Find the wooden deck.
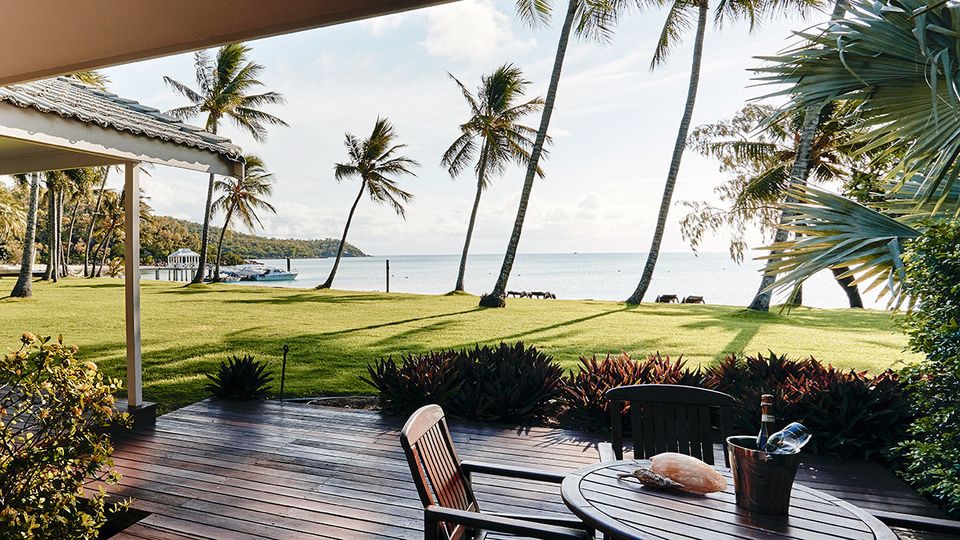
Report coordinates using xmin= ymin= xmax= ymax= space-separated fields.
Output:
xmin=103 ymin=400 xmax=951 ymax=540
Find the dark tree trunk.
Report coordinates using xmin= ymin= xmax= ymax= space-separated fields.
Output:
xmin=626 ymin=0 xmax=709 ymax=305
xmin=192 ymin=171 xmax=216 ymax=284
xmin=317 ymin=180 xmax=365 ymax=290
xmin=481 ymin=0 xmax=578 ymax=308
xmin=214 ymin=203 xmax=236 ymax=281
xmin=11 ymin=174 xmax=40 ymax=298
xmin=84 ymin=171 xmax=109 ymax=277
xmin=65 ymin=196 xmax=81 ymax=267
xmin=42 ymin=188 xmax=54 ymax=281
xmin=832 ymin=266 xmax=863 ymax=308
xmin=454 ymin=143 xmax=488 ymax=292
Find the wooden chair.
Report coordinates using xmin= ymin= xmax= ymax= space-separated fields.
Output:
xmin=655 ymin=294 xmax=679 ymax=303
xmin=600 ymin=384 xmax=737 ymax=467
xmin=400 ymin=405 xmax=593 ymax=540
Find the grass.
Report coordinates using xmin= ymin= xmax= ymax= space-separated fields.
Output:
xmin=0 ymin=278 xmax=919 ymax=413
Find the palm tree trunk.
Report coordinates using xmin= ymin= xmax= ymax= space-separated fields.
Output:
xmin=455 ymin=144 xmax=489 ymax=292
xmin=42 ymin=189 xmax=54 ymax=281
xmin=57 ymin=191 xmax=66 ymax=278
xmin=192 ymin=171 xmax=216 ymax=284
xmin=65 ymin=196 xmax=81 ymax=267
xmin=11 ymin=175 xmax=40 ymax=298
xmin=84 ymin=172 xmax=108 ymax=277
xmin=626 ymin=0 xmax=709 ymax=305
xmin=214 ymin=203 xmax=236 ymax=281
xmin=748 ymin=0 xmax=849 ymax=312
xmin=318 ymin=181 xmax=365 ymax=290
xmin=831 ymin=266 xmax=863 ymax=308
xmin=480 ymin=0 xmax=578 ymax=308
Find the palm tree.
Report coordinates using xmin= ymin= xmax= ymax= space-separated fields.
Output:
xmin=442 ymin=64 xmax=546 ymax=293
xmin=0 ymin=184 xmax=24 ymax=249
xmin=10 ymin=174 xmax=39 ymax=298
xmin=749 ymin=0 xmax=960 ymax=306
xmin=625 ymin=0 xmax=822 ymax=305
xmin=317 ymin=117 xmax=418 ymax=290
xmin=40 ymin=171 xmax=66 ymax=282
xmin=164 ymin=43 xmax=287 ymax=284
xmin=211 ymin=154 xmax=276 ymax=280
xmin=479 ymin=0 xmax=627 ymax=307
xmin=682 ymin=102 xmax=870 ymax=307
xmin=83 ymin=167 xmax=110 ymax=277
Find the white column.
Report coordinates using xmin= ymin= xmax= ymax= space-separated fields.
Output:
xmin=123 ymin=162 xmax=143 ymax=407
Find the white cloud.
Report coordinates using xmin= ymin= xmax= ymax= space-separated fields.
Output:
xmin=359 ymin=12 xmax=409 ymax=36
xmin=420 ymin=0 xmax=535 ymax=60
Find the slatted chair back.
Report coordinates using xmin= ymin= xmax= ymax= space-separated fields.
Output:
xmin=401 ymin=405 xmax=478 ymax=540
xmin=607 ymin=384 xmax=737 ymax=466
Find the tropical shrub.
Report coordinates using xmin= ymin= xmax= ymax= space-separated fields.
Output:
xmin=0 ymin=333 xmax=129 ymax=538
xmin=364 ymin=342 xmax=563 ymax=424
xmin=449 ymin=342 xmax=564 ymax=424
xmin=362 ymin=351 xmax=461 ymax=415
xmin=704 ymin=351 xmax=814 ymax=434
xmin=896 ymin=220 xmax=960 ymax=517
xmin=561 ymin=353 xmax=702 ymax=430
xmin=780 ymin=368 xmax=912 ymax=461
xmin=205 ymin=354 xmax=273 ymax=400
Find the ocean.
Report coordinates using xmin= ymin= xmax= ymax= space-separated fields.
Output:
xmin=221 ymin=252 xmax=887 ymax=310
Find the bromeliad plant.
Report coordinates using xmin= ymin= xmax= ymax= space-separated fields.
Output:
xmin=362 ymin=351 xmax=462 ymax=415
xmin=205 ymin=354 xmax=274 ymax=400
xmin=0 ymin=333 xmax=129 ymax=538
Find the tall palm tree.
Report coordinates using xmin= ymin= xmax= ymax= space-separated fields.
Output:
xmin=211 ymin=154 xmax=276 ymax=280
xmin=479 ymin=0 xmax=627 ymax=307
xmin=442 ymin=64 xmax=546 ymax=293
xmin=40 ymin=171 xmax=66 ymax=282
xmin=10 ymin=174 xmax=39 ymax=298
xmin=317 ymin=117 xmax=418 ymax=290
xmin=682 ymin=102 xmax=870 ymax=307
xmin=83 ymin=167 xmax=110 ymax=277
xmin=749 ymin=0 xmax=960 ymax=306
xmin=626 ymin=0 xmax=822 ymax=304
xmin=164 ymin=43 xmax=287 ymax=284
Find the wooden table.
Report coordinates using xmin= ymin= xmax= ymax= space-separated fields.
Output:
xmin=561 ymin=460 xmax=897 ymax=540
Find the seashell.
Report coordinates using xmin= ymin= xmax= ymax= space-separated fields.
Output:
xmin=649 ymin=452 xmax=727 ymax=494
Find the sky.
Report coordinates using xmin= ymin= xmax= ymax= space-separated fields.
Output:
xmin=95 ymin=0 xmax=825 ymax=257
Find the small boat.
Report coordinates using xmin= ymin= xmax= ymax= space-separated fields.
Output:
xmin=249 ymin=267 xmax=298 ymax=281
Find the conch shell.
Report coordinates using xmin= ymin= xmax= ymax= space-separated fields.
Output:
xmin=618 ymin=452 xmax=727 ymax=495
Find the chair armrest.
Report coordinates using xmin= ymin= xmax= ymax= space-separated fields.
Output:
xmin=598 ymin=442 xmax=617 ymax=463
xmin=489 ymin=512 xmax=590 ymax=530
xmin=873 ymin=510 xmax=960 ymax=535
xmin=461 ymin=460 xmax=567 ymax=483
xmin=424 ymin=506 xmax=590 ymax=540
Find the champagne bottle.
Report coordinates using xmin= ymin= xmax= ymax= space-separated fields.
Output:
xmin=756 ymin=394 xmax=775 ymax=450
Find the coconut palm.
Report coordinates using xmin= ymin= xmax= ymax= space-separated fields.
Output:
xmin=682 ymin=102 xmax=872 ymax=307
xmin=83 ymin=167 xmax=110 ymax=277
xmin=211 ymin=154 xmax=276 ymax=280
xmin=10 ymin=174 xmax=39 ymax=298
xmin=750 ymin=0 xmax=960 ymax=305
xmin=480 ymin=0 xmax=628 ymax=307
xmin=164 ymin=43 xmax=287 ymax=284
xmin=442 ymin=64 xmax=546 ymax=293
xmin=625 ymin=0 xmax=824 ymax=305
xmin=318 ymin=117 xmax=418 ymax=290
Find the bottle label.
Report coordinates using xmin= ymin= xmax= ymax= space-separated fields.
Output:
xmin=761 ymin=415 xmax=775 ymax=423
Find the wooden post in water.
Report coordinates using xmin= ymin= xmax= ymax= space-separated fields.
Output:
xmin=286 ymin=257 xmax=291 ymax=271
xmin=386 ymin=259 xmax=390 ymax=293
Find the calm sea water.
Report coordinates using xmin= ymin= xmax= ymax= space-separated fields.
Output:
xmin=220 ymin=252 xmax=886 ymax=309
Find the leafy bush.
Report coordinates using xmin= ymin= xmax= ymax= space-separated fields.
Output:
xmin=449 ymin=342 xmax=565 ymax=423
xmin=205 ymin=354 xmax=273 ymax=400
xmin=0 ymin=333 xmax=129 ymax=538
xmin=896 ymin=220 xmax=960 ymax=517
xmin=561 ymin=353 xmax=702 ymax=430
xmin=364 ymin=342 xmax=563 ymax=424
xmin=704 ymin=351 xmax=816 ymax=434
xmin=362 ymin=351 xmax=461 ymax=415
xmin=704 ymin=351 xmax=912 ymax=461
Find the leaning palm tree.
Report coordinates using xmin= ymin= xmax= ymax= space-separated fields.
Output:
xmin=625 ymin=0 xmax=823 ymax=305
xmin=211 ymin=154 xmax=276 ymax=281
xmin=749 ymin=0 xmax=960 ymax=305
xmin=480 ymin=0 xmax=628 ymax=307
xmin=317 ymin=117 xmax=418 ymax=290
xmin=83 ymin=167 xmax=111 ymax=277
xmin=164 ymin=43 xmax=287 ymax=284
xmin=442 ymin=64 xmax=545 ymax=293
xmin=10 ymin=174 xmax=39 ymax=298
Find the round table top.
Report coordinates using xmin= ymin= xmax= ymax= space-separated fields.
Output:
xmin=560 ymin=459 xmax=896 ymax=540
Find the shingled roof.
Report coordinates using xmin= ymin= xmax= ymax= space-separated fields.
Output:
xmin=0 ymin=77 xmax=242 ymax=161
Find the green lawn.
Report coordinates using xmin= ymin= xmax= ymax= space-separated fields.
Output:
xmin=0 ymin=278 xmax=919 ymax=412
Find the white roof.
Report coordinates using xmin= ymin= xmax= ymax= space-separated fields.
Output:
xmin=168 ymin=248 xmax=199 ymax=258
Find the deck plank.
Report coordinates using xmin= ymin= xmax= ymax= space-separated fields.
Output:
xmin=106 ymin=400 xmax=948 ymax=539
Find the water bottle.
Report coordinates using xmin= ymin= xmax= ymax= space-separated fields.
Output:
xmin=763 ymin=422 xmax=812 ymax=454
